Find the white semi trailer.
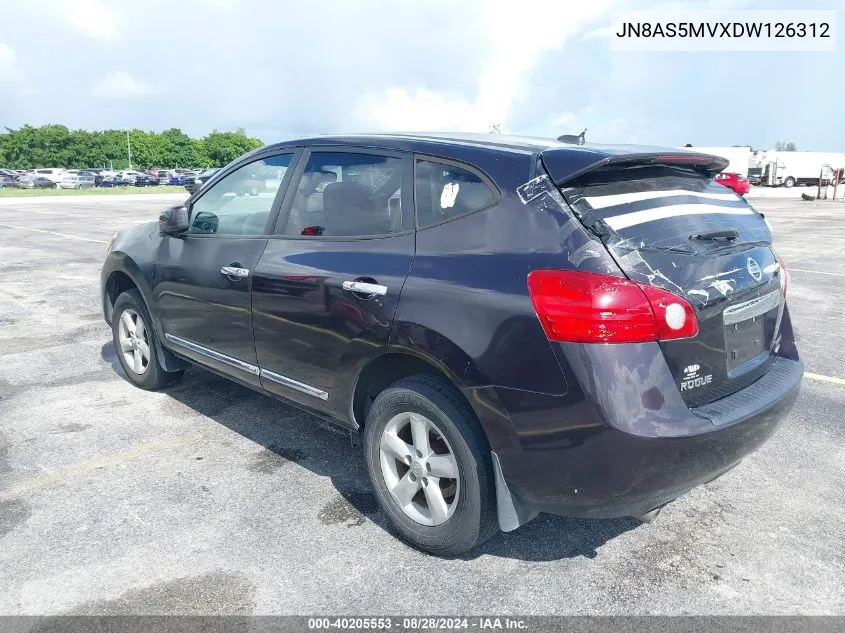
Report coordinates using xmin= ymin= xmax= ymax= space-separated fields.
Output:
xmin=760 ymin=151 xmax=845 ymax=187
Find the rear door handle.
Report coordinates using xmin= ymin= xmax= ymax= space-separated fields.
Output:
xmin=220 ymin=266 xmax=250 ymax=279
xmin=342 ymin=280 xmax=387 ymax=296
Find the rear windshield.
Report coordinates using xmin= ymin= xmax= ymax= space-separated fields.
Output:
xmin=560 ymin=165 xmax=769 ymax=251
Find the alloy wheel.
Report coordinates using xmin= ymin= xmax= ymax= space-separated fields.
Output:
xmin=117 ymin=308 xmax=151 ymax=375
xmin=379 ymin=412 xmax=460 ymax=526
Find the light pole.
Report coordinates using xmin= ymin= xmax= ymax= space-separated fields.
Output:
xmin=126 ymin=130 xmax=132 ymax=170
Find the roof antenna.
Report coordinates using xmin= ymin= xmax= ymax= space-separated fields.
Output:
xmin=557 ymin=129 xmax=587 ymax=145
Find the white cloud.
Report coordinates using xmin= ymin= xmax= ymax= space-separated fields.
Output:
xmin=357 ymin=0 xmax=616 ymax=132
xmin=54 ymin=0 xmax=122 ymax=39
xmin=582 ymin=25 xmax=614 ymax=40
xmin=91 ymin=71 xmax=160 ymax=99
xmin=0 ymin=43 xmax=25 ymax=83
xmin=356 ymin=88 xmax=482 ymax=131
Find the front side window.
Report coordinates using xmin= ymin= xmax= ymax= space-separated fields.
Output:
xmin=280 ymin=151 xmax=403 ymax=237
xmin=414 ymin=159 xmax=497 ymax=227
xmin=188 ymin=154 xmax=292 ymax=236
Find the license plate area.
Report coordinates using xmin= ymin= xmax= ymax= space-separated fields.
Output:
xmin=725 ymin=316 xmax=767 ymax=374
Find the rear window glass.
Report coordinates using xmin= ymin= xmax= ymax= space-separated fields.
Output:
xmin=561 ymin=165 xmax=769 ymax=251
xmin=414 ymin=159 xmax=496 ymax=227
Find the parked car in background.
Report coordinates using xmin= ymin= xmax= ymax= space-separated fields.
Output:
xmin=15 ymin=175 xmax=57 ymax=189
xmin=714 ymin=172 xmax=750 ymax=196
xmin=113 ymin=170 xmax=147 ymax=185
xmin=60 ymin=171 xmax=97 ymax=189
xmin=13 ymin=175 xmax=35 ymax=188
xmin=156 ymin=170 xmax=174 ymax=185
xmin=134 ymin=173 xmax=156 ymax=187
xmin=184 ymin=167 xmax=221 ymax=193
xmin=167 ymin=172 xmax=190 ymax=186
xmin=94 ymin=169 xmax=117 ymax=186
xmin=101 ymin=134 xmax=801 ymax=556
xmin=33 ymin=168 xmax=66 ymax=184
xmin=0 ymin=169 xmax=17 ymax=178
xmin=0 ymin=174 xmax=15 ymax=188
xmin=747 ymin=167 xmax=762 ymax=186
xmin=101 ymin=174 xmax=130 ymax=187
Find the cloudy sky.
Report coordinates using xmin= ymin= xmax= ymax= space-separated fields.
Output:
xmin=0 ymin=0 xmax=841 ymax=150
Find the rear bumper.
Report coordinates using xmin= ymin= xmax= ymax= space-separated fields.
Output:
xmin=467 ymin=353 xmax=802 ymax=524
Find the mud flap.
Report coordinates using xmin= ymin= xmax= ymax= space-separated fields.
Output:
xmin=492 ymin=452 xmax=538 ymax=532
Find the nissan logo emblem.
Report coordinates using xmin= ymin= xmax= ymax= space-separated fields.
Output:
xmin=747 ymin=257 xmax=762 ymax=281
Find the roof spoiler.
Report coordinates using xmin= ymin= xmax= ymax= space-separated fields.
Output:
xmin=541 ymin=148 xmax=729 ymax=186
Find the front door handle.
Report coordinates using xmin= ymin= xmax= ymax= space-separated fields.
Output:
xmin=221 ymin=266 xmax=250 ymax=280
xmin=342 ymin=280 xmax=387 ymax=296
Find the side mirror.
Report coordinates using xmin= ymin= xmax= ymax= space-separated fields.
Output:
xmin=159 ymin=205 xmax=189 ymax=235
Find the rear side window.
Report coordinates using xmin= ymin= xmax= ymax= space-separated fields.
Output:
xmin=414 ymin=159 xmax=496 ymax=227
xmin=279 ymin=151 xmax=404 ymax=237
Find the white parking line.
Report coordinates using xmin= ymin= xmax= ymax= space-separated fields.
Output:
xmin=789 ymin=268 xmax=845 ymax=277
xmin=805 ymin=372 xmax=845 ymax=386
xmin=0 ymin=432 xmax=208 ymax=501
xmin=0 ymin=223 xmax=109 ymax=244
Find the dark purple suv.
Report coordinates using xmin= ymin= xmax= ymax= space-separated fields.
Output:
xmin=101 ymin=133 xmax=802 ymax=556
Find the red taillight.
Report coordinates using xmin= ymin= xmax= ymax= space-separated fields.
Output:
xmin=527 ymin=270 xmax=699 ymax=344
xmin=777 ymin=254 xmax=788 ymax=299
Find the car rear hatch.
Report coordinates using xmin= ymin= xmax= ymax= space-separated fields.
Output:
xmin=542 ymin=147 xmax=786 ymax=406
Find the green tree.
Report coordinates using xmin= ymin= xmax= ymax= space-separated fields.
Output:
xmin=0 ymin=124 xmax=263 ymax=170
xmin=200 ymin=128 xmax=264 ymax=167
xmin=775 ymin=141 xmax=798 ymax=151
xmin=159 ymin=128 xmax=203 ymax=169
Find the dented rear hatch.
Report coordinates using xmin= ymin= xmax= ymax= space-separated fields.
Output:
xmin=542 ymin=148 xmax=786 ymax=406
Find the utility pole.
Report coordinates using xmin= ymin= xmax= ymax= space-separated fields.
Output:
xmin=126 ymin=130 xmax=132 ymax=170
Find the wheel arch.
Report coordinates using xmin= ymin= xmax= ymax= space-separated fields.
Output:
xmin=102 ymin=255 xmax=187 ymax=373
xmin=102 ymin=254 xmax=153 ymax=324
xmin=351 ymin=351 xmax=459 ymax=430
xmin=103 ymin=269 xmax=138 ymax=323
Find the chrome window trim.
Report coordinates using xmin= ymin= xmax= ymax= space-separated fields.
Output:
xmin=722 ymin=290 xmax=781 ymax=326
xmin=164 ymin=334 xmax=260 ymax=376
xmin=260 ymin=368 xmax=329 ymax=401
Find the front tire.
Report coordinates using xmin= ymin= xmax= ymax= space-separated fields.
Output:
xmin=364 ymin=375 xmax=498 ymax=556
xmin=111 ymin=289 xmax=183 ymax=390
xmin=783 ymin=177 xmax=795 ymax=188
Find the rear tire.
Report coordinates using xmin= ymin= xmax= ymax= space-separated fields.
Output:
xmin=111 ymin=289 xmax=183 ymax=390
xmin=363 ymin=374 xmax=498 ymax=557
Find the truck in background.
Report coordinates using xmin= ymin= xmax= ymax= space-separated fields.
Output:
xmin=755 ymin=151 xmax=845 ymax=187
